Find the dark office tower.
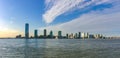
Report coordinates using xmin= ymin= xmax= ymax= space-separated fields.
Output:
xmin=75 ymin=33 xmax=78 ymax=39
xmin=66 ymin=34 xmax=69 ymax=39
xmin=89 ymin=34 xmax=94 ymax=38
xmin=58 ymin=31 xmax=62 ymax=39
xmin=78 ymin=32 xmax=81 ymax=39
xmin=44 ymin=29 xmax=47 ymax=38
xmin=34 ymin=29 xmax=38 ymax=38
xmin=25 ymin=23 xmax=29 ymax=39
xmin=86 ymin=33 xmax=89 ymax=38
xmin=49 ymin=30 xmax=53 ymax=38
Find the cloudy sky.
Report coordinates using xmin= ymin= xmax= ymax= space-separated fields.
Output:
xmin=0 ymin=0 xmax=120 ymax=37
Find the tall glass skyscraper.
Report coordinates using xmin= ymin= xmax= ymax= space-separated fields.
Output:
xmin=75 ymin=33 xmax=78 ymax=39
xmin=44 ymin=29 xmax=47 ymax=38
xmin=66 ymin=34 xmax=69 ymax=39
xmin=49 ymin=30 xmax=53 ymax=38
xmin=58 ymin=31 xmax=62 ymax=39
xmin=78 ymin=32 xmax=81 ymax=39
xmin=34 ymin=29 xmax=38 ymax=38
xmin=25 ymin=23 xmax=29 ymax=38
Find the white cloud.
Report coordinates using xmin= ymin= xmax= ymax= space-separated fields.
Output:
xmin=40 ymin=11 xmax=120 ymax=36
xmin=41 ymin=0 xmax=120 ymax=36
xmin=43 ymin=0 xmax=111 ymax=24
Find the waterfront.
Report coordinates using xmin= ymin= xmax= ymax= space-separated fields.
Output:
xmin=0 ymin=39 xmax=120 ymax=58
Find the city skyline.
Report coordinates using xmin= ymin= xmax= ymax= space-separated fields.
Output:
xmin=0 ymin=0 xmax=120 ymax=38
xmin=22 ymin=23 xmax=104 ymax=39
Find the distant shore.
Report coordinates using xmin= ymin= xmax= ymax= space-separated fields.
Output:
xmin=0 ymin=38 xmax=119 ymax=39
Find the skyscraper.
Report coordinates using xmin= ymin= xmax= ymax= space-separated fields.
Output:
xmin=78 ymin=32 xmax=81 ymax=39
xmin=34 ymin=29 xmax=38 ymax=38
xmin=66 ymin=34 xmax=69 ymax=39
xmin=58 ymin=31 xmax=62 ymax=39
xmin=74 ymin=33 xmax=78 ymax=39
xmin=49 ymin=30 xmax=53 ymax=38
xmin=70 ymin=33 xmax=74 ymax=39
xmin=85 ymin=33 xmax=89 ymax=38
xmin=44 ymin=29 xmax=47 ymax=38
xmin=25 ymin=23 xmax=29 ymax=38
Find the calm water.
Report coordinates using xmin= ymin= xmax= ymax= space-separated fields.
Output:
xmin=0 ymin=39 xmax=120 ymax=58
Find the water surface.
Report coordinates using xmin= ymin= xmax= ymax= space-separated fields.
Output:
xmin=0 ymin=39 xmax=120 ymax=58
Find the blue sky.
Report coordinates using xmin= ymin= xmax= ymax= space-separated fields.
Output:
xmin=0 ymin=0 xmax=120 ymax=37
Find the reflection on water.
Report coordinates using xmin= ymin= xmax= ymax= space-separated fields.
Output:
xmin=0 ymin=39 xmax=120 ymax=58
xmin=24 ymin=39 xmax=43 ymax=58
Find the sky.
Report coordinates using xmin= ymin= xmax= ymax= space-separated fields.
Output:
xmin=0 ymin=0 xmax=120 ymax=38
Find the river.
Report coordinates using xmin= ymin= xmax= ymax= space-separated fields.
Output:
xmin=0 ymin=39 xmax=120 ymax=58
